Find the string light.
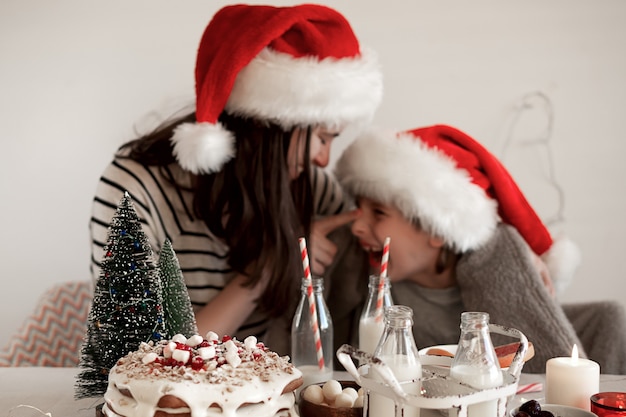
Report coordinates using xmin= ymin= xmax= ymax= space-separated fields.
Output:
xmin=499 ymin=91 xmax=565 ymax=227
xmin=8 ymin=405 xmax=52 ymax=417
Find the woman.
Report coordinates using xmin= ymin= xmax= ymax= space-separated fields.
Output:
xmin=90 ymin=3 xmax=382 ymax=348
xmin=334 ymin=124 xmax=626 ymax=373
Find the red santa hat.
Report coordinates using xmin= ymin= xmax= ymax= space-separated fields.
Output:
xmin=171 ymin=4 xmax=383 ymax=174
xmin=335 ymin=124 xmax=580 ymax=288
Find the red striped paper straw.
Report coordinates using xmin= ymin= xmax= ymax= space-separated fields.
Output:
xmin=516 ymin=382 xmax=543 ymax=394
xmin=298 ymin=237 xmax=324 ymax=370
xmin=375 ymin=237 xmax=391 ymax=322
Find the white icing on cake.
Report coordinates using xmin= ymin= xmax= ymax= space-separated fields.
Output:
xmin=102 ymin=334 xmax=302 ymax=417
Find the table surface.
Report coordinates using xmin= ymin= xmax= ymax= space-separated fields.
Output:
xmin=1 ymin=367 xmax=625 ymax=417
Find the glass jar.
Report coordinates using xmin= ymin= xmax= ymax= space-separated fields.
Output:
xmin=450 ymin=311 xmax=503 ymax=417
xmin=359 ymin=274 xmax=394 ymax=354
xmin=368 ymin=305 xmax=421 ymax=417
xmin=291 ymin=276 xmax=333 ymax=394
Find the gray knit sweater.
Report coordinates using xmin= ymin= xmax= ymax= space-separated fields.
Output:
xmin=419 ymin=224 xmax=626 ymax=373
xmin=455 ymin=223 xmax=582 ymax=373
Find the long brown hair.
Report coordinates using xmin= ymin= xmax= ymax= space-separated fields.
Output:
xmin=119 ymin=111 xmax=314 ymax=316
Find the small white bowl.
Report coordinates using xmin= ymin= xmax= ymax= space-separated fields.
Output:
xmin=510 ymin=403 xmax=597 ymax=417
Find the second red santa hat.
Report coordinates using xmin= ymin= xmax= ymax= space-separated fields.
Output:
xmin=335 ymin=124 xmax=581 ymax=289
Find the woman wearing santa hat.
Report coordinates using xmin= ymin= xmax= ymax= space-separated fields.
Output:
xmin=335 ymin=124 xmax=626 ymax=374
xmin=90 ymin=4 xmax=381 ymax=349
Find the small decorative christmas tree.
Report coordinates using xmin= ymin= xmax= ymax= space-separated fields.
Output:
xmin=159 ymin=238 xmax=198 ymax=338
xmin=76 ymin=192 xmax=165 ymax=399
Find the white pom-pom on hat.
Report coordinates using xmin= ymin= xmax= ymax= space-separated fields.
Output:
xmin=542 ymin=235 xmax=582 ymax=296
xmin=171 ymin=122 xmax=235 ymax=175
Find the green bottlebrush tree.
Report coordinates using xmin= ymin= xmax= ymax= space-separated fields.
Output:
xmin=159 ymin=238 xmax=198 ymax=338
xmin=76 ymin=192 xmax=165 ymax=399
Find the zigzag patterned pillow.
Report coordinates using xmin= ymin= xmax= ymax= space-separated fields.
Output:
xmin=0 ymin=281 xmax=92 ymax=367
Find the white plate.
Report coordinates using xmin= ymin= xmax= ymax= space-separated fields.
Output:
xmin=419 ymin=345 xmax=511 ymax=371
xmin=419 ymin=345 xmax=457 ymax=357
xmin=510 ymin=403 xmax=596 ymax=417
xmin=418 ymin=345 xmax=457 ymax=368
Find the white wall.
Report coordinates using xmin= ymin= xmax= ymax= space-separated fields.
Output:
xmin=1 ymin=0 xmax=625 ymax=348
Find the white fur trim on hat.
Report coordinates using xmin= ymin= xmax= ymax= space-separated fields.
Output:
xmin=541 ymin=236 xmax=581 ymax=296
xmin=334 ymin=129 xmax=499 ymax=252
xmin=171 ymin=122 xmax=235 ymax=175
xmin=225 ymin=47 xmax=383 ymax=129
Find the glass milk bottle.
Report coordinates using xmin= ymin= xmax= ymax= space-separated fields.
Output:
xmin=368 ymin=305 xmax=421 ymax=417
xmin=359 ymin=274 xmax=394 ymax=354
xmin=450 ymin=312 xmax=503 ymax=417
xmin=291 ymin=276 xmax=333 ymax=395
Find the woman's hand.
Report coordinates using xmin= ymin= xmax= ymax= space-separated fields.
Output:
xmin=194 ymin=271 xmax=269 ymax=337
xmin=309 ymin=209 xmax=359 ymax=275
xmin=531 ymin=250 xmax=555 ymax=298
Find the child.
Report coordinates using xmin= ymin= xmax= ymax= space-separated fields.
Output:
xmin=334 ymin=124 xmax=626 ymax=373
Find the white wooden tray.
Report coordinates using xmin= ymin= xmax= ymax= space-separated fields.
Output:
xmin=337 ymin=324 xmax=529 ymax=417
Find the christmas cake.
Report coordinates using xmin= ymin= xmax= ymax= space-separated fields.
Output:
xmin=102 ymin=332 xmax=303 ymax=417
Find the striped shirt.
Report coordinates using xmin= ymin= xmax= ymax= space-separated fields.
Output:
xmin=90 ymin=156 xmax=348 ymax=341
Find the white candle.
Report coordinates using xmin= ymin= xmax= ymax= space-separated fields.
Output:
xmin=545 ymin=345 xmax=600 ymax=411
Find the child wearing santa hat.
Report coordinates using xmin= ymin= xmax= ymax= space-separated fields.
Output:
xmin=90 ymin=4 xmax=381 ymax=350
xmin=335 ymin=124 xmax=626 ymax=374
